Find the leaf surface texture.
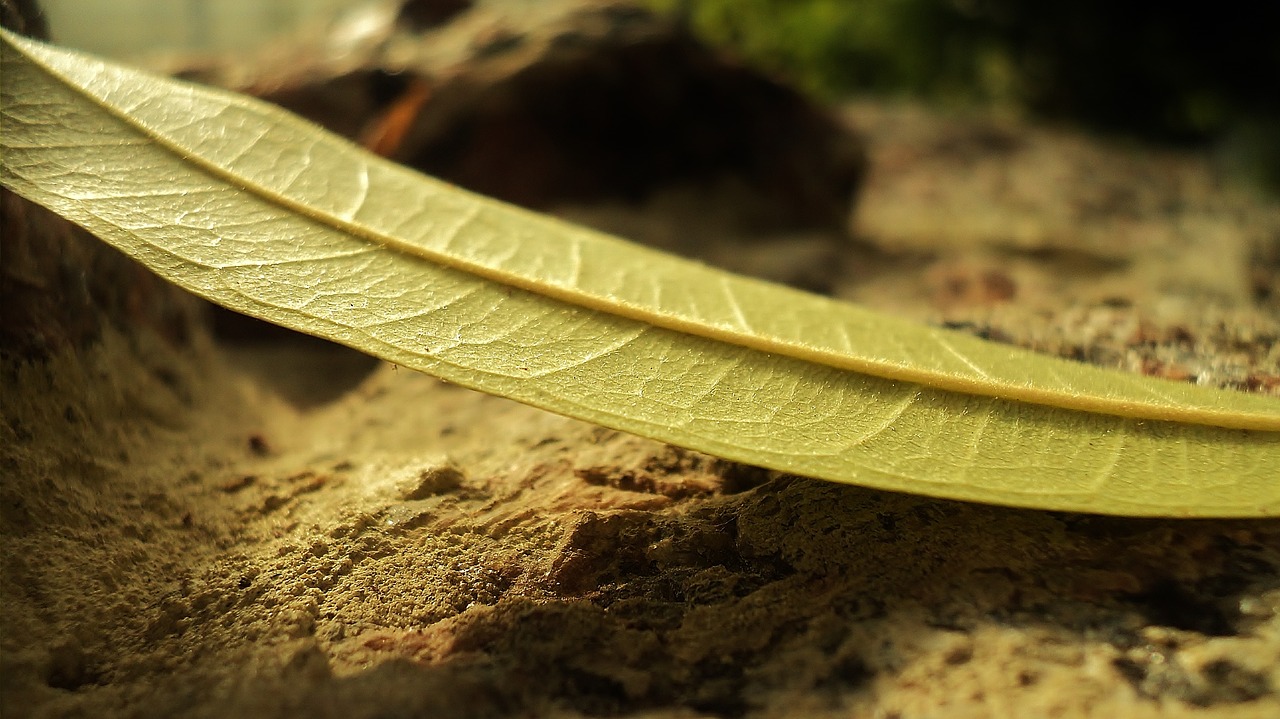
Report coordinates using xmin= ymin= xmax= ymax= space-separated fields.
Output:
xmin=2 ymin=30 xmax=1277 ymax=516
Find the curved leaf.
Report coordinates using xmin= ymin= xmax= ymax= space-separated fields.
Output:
xmin=2 ymin=30 xmax=1277 ymax=517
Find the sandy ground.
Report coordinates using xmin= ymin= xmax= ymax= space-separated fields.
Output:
xmin=3 ymin=101 xmax=1280 ymax=718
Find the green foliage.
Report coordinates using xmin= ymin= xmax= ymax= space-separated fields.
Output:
xmin=649 ymin=0 xmax=1014 ymax=104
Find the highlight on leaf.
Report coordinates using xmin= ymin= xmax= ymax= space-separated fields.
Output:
xmin=2 ymin=28 xmax=1277 ymax=517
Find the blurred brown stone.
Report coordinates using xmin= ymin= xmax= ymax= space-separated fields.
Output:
xmin=258 ymin=0 xmax=865 ymax=235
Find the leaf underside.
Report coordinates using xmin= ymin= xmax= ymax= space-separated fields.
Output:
xmin=2 ymin=30 xmax=1277 ymax=517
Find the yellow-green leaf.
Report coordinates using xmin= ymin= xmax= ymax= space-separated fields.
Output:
xmin=2 ymin=29 xmax=1277 ymax=517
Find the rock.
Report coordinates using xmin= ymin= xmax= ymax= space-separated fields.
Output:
xmin=254 ymin=0 xmax=866 ymax=235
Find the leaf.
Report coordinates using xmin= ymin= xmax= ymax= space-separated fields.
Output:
xmin=2 ymin=30 xmax=1277 ymax=517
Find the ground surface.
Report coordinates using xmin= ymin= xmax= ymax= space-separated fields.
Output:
xmin=4 ymin=1 xmax=1280 ymax=713
xmin=3 ymin=96 xmax=1280 ymax=718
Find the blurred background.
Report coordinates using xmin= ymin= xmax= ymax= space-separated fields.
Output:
xmin=41 ymin=0 xmax=355 ymax=56
xmin=38 ymin=0 xmax=1280 ymax=192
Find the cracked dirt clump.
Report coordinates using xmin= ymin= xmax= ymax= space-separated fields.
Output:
xmin=3 ymin=268 xmax=1280 ymax=717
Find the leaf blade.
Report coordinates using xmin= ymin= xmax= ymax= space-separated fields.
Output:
xmin=3 ymin=30 xmax=1277 ymax=517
